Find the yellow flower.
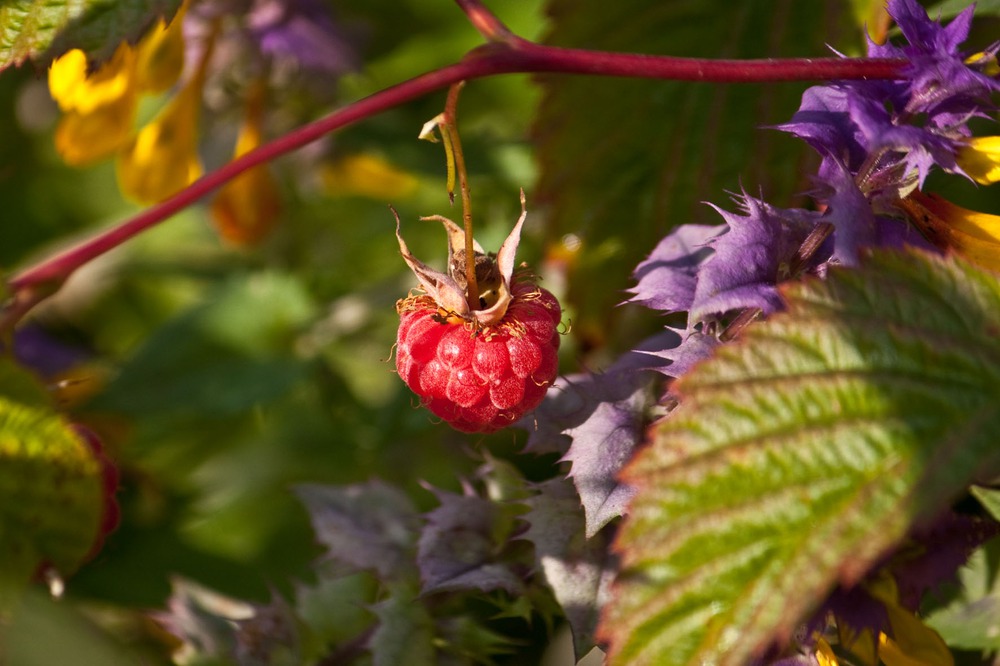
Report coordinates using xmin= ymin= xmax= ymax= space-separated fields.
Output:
xmin=321 ymin=153 xmax=419 ymax=200
xmin=211 ymin=81 xmax=282 ymax=246
xmin=47 ymin=3 xmax=190 ymax=170
xmin=50 ymin=45 xmax=138 ymax=165
xmin=836 ymin=573 xmax=954 ymax=666
xmin=957 ymin=136 xmax=1000 ymax=185
xmin=134 ymin=8 xmax=188 ymax=94
xmin=899 ymin=191 xmax=1000 ymax=271
xmin=116 ymin=83 xmax=203 ymax=204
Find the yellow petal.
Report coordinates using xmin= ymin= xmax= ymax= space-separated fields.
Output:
xmin=839 ymin=624 xmax=879 ymax=666
xmin=957 ymin=136 xmax=1000 ymax=185
xmin=54 ymin=89 xmax=137 ymax=165
xmin=903 ymin=192 xmax=1000 ymax=244
xmin=210 ymin=81 xmax=281 ymax=246
xmin=116 ymin=85 xmax=202 ymax=204
xmin=321 ymin=153 xmax=419 ymax=200
xmin=864 ymin=576 xmax=954 ymax=666
xmin=49 ymin=44 xmax=135 ymax=115
xmin=211 ymin=166 xmax=281 ymax=246
xmin=966 ymin=51 xmax=1000 ymax=77
xmin=816 ymin=637 xmax=840 ymax=666
xmin=134 ymin=2 xmax=188 ymax=94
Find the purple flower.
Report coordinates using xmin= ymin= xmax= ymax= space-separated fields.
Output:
xmin=248 ymin=0 xmax=358 ymax=74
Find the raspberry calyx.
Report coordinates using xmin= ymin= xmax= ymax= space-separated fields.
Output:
xmin=394 ymin=195 xmax=561 ymax=433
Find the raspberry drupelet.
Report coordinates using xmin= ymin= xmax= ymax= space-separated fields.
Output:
xmin=394 ymin=195 xmax=561 ymax=433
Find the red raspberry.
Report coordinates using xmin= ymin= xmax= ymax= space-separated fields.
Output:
xmin=394 ymin=195 xmax=561 ymax=432
xmin=396 ymin=282 xmax=560 ymax=432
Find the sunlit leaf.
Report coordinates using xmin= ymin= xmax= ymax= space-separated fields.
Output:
xmin=0 ymin=359 xmax=103 ymax=595
xmin=926 ymin=538 xmax=1000 ymax=650
xmin=602 ymin=249 xmax=1000 ymax=666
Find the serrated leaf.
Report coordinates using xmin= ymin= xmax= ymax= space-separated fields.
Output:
xmin=0 ymin=0 xmax=182 ymax=71
xmin=417 ymin=486 xmax=524 ymax=596
xmin=563 ymin=373 xmax=651 ymax=538
xmin=369 ymin=585 xmax=435 ymax=666
xmin=296 ymin=481 xmax=421 ymax=582
xmin=601 ymin=249 xmax=1000 ymax=666
xmin=535 ymin=0 xmax=862 ymax=339
xmin=523 ymin=479 xmax=616 ymax=660
xmin=0 ymin=359 xmax=103 ymax=595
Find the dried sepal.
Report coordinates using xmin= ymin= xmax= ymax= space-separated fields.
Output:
xmin=394 ymin=211 xmax=471 ymax=318
xmin=394 ymin=193 xmax=530 ymax=328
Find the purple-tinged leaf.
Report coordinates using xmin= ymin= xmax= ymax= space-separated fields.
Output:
xmin=417 ymin=486 xmax=524 ymax=596
xmin=368 ymin=585 xmax=435 ymax=666
xmin=690 ymin=194 xmax=817 ymax=322
xmin=233 ymin=594 xmax=301 ymax=666
xmin=626 ymin=224 xmax=725 ymax=314
xmin=295 ymin=481 xmax=420 ymax=581
xmin=633 ymin=327 xmax=719 ymax=380
xmin=522 ymin=479 xmax=616 ymax=660
xmin=519 ymin=337 xmax=669 ymax=456
xmin=562 ymin=373 xmax=651 ymax=538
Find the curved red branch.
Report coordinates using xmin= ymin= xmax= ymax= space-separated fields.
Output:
xmin=3 ymin=11 xmax=908 ymax=330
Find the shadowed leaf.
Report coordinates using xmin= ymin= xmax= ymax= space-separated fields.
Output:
xmin=417 ymin=486 xmax=524 ymax=596
xmin=296 ymin=481 xmax=421 ymax=582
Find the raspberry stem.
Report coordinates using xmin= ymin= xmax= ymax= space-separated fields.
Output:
xmin=443 ymin=83 xmax=480 ymax=310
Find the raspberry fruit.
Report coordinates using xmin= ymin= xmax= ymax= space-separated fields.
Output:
xmin=394 ymin=197 xmax=560 ymax=433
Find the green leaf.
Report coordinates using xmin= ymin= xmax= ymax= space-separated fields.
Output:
xmin=926 ymin=538 xmax=1000 ymax=650
xmin=4 ymin=588 xmax=138 ymax=665
xmin=0 ymin=359 xmax=103 ymax=597
xmin=91 ymin=272 xmax=316 ymax=421
xmin=535 ymin=0 xmax=863 ymax=346
xmin=601 ymin=249 xmax=1000 ymax=666
xmin=972 ymin=486 xmax=1000 ymax=523
xmin=0 ymin=0 xmax=182 ymax=71
xmin=369 ymin=584 xmax=435 ymax=666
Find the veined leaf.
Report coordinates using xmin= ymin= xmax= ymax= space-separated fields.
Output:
xmin=0 ymin=359 xmax=103 ymax=596
xmin=601 ymin=249 xmax=1000 ymax=666
xmin=0 ymin=0 xmax=182 ymax=71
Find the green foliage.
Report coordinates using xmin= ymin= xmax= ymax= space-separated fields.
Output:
xmin=534 ymin=0 xmax=862 ymax=350
xmin=604 ymin=249 xmax=1000 ymax=666
xmin=0 ymin=359 xmax=103 ymax=596
xmin=0 ymin=0 xmax=182 ymax=70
